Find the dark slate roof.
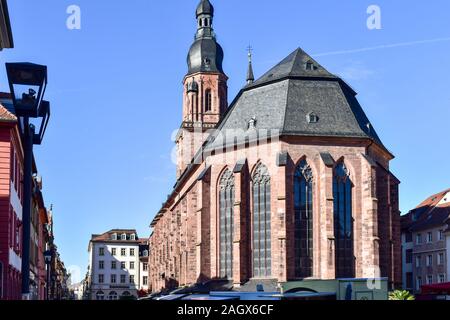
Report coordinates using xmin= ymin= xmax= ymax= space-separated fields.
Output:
xmin=196 ymin=0 xmax=214 ymax=17
xmin=247 ymin=48 xmax=337 ymax=89
xmin=187 ymin=38 xmax=224 ymax=75
xmin=203 ymin=48 xmax=387 ymax=153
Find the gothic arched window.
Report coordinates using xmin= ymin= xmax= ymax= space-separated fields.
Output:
xmin=333 ymin=162 xmax=355 ymax=278
xmin=294 ymin=159 xmax=313 ymax=278
xmin=205 ymin=89 xmax=212 ymax=112
xmin=219 ymin=169 xmax=235 ymax=279
xmin=252 ymin=163 xmax=271 ymax=278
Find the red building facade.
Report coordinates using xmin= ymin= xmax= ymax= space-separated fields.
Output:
xmin=0 ymin=101 xmax=25 ymax=300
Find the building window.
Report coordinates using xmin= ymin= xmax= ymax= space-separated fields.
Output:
xmin=120 ymin=274 xmax=126 ymax=284
xmin=111 ymin=261 xmax=117 ymax=269
xmin=416 ymin=234 xmax=422 ymax=244
xmin=439 ymin=274 xmax=446 ymax=283
xmin=99 ymin=260 xmax=104 ymax=270
xmin=121 ymin=248 xmax=126 ymax=256
xmin=143 ymin=250 xmax=149 ymax=257
xmin=111 ymin=233 xmax=117 ymax=241
xmin=143 ymin=276 xmax=148 ymax=286
xmin=130 ymin=275 xmax=135 ymax=284
xmin=205 ymin=89 xmax=212 ymax=112
xmin=405 ymin=232 xmax=413 ymax=243
xmin=130 ymin=248 xmax=135 ymax=256
xmin=121 ymin=261 xmax=126 ymax=269
xmin=111 ymin=274 xmax=117 ymax=284
xmin=416 ymin=276 xmax=422 ymax=290
xmin=219 ymin=169 xmax=235 ymax=279
xmin=406 ymin=272 xmax=413 ymax=289
xmin=294 ymin=159 xmax=314 ymax=278
xmin=99 ymin=247 xmax=105 ymax=256
xmin=96 ymin=291 xmax=105 ymax=300
xmin=98 ymin=274 xmax=104 ymax=284
xmin=427 ymin=275 xmax=433 ymax=285
xmin=427 ymin=232 xmax=433 ymax=243
xmin=112 ymin=248 xmax=116 ymax=256
xmin=405 ymin=249 xmax=413 ymax=264
xmin=439 ymin=230 xmax=444 ymax=241
xmin=121 ymin=234 xmax=127 ymax=240
xmin=416 ymin=255 xmax=421 ymax=268
xmin=252 ymin=163 xmax=272 ymax=278
xmin=108 ymin=291 xmax=118 ymax=301
xmin=143 ymin=263 xmax=148 ymax=271
xmin=130 ymin=262 xmax=135 ymax=270
xmin=439 ymin=253 xmax=445 ymax=265
xmin=427 ymin=255 xmax=433 ymax=267
xmin=333 ymin=162 xmax=354 ymax=278
xmin=130 ymin=234 xmax=136 ymax=240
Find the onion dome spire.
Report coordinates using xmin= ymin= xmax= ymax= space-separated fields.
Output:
xmin=187 ymin=0 xmax=224 ymax=76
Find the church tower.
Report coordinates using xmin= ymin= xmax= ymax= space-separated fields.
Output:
xmin=176 ymin=0 xmax=228 ymax=177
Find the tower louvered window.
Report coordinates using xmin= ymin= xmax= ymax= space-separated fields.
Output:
xmin=205 ymin=89 xmax=212 ymax=112
xmin=252 ymin=163 xmax=271 ymax=277
xmin=219 ymin=169 xmax=235 ymax=279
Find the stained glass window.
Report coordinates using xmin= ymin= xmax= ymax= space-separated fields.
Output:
xmin=333 ymin=162 xmax=355 ymax=278
xmin=252 ymin=163 xmax=271 ymax=278
xmin=219 ymin=169 xmax=235 ymax=279
xmin=294 ymin=160 xmax=313 ymax=278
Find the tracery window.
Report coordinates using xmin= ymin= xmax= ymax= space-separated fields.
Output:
xmin=333 ymin=162 xmax=355 ymax=278
xmin=294 ymin=160 xmax=313 ymax=278
xmin=219 ymin=169 xmax=235 ymax=279
xmin=252 ymin=163 xmax=271 ymax=278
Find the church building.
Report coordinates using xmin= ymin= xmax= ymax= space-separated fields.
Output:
xmin=149 ymin=0 xmax=401 ymax=293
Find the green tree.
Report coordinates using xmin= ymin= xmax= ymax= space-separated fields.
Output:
xmin=389 ymin=290 xmax=415 ymax=301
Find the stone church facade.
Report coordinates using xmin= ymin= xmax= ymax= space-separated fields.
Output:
xmin=149 ymin=0 xmax=401 ymax=292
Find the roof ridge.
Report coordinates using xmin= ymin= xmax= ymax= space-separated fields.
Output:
xmin=288 ymin=48 xmax=302 ymax=77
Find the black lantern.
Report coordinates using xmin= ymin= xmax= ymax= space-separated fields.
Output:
xmin=44 ymin=250 xmax=53 ymax=265
xmin=5 ymin=62 xmax=47 ymax=118
xmin=5 ymin=62 xmax=50 ymax=299
xmin=33 ymin=100 xmax=51 ymax=145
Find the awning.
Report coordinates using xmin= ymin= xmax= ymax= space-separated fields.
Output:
xmin=421 ymin=283 xmax=450 ymax=294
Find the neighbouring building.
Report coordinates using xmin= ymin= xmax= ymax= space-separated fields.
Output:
xmin=139 ymin=240 xmax=150 ymax=294
xmin=0 ymin=93 xmax=63 ymax=300
xmin=86 ymin=230 xmax=149 ymax=300
xmin=401 ymin=189 xmax=450 ymax=293
xmin=149 ymin=0 xmax=401 ymax=293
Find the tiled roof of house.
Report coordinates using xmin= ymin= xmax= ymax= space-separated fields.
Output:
xmin=404 ymin=188 xmax=450 ymax=232
xmin=0 ymin=103 xmax=16 ymax=122
xmin=90 ymin=229 xmax=139 ymax=242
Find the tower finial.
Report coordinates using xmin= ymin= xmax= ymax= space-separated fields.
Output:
xmin=246 ymin=45 xmax=255 ymax=84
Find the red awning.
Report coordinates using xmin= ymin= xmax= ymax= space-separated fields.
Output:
xmin=421 ymin=282 xmax=450 ymax=294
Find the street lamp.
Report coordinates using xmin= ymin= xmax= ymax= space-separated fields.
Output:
xmin=43 ymin=250 xmax=53 ymax=300
xmin=6 ymin=62 xmax=51 ymax=300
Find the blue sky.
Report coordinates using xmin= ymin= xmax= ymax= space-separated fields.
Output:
xmin=1 ymin=0 xmax=449 ymax=282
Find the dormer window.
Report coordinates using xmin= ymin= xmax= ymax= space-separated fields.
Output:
xmin=121 ymin=233 xmax=127 ymax=241
xmin=305 ymin=61 xmax=318 ymax=71
xmin=111 ymin=233 xmax=117 ymax=241
xmin=307 ymin=112 xmax=319 ymax=124
xmin=130 ymin=234 xmax=136 ymax=241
